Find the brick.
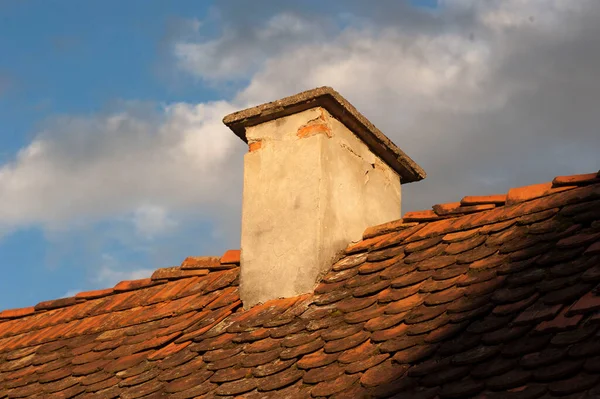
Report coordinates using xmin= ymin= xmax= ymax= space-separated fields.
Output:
xmin=248 ymin=140 xmax=262 ymax=152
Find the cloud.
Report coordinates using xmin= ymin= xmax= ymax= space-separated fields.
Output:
xmin=0 ymin=98 xmax=245 ymax=288
xmin=2 ymin=0 xmax=600 ymax=284
xmin=176 ymin=0 xmax=600 ymax=213
xmin=0 ymin=100 xmax=243 ymax=231
xmin=132 ymin=205 xmax=178 ymax=239
xmin=174 ymin=12 xmax=333 ymax=82
xmin=94 ymin=254 xmax=154 ymax=287
xmin=62 ymin=289 xmax=82 ymax=298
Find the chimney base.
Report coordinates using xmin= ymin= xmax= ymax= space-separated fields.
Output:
xmin=239 ymin=106 xmax=401 ymax=308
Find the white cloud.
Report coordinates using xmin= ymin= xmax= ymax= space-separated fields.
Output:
xmin=0 ymin=100 xmax=242 ymax=232
xmin=457 ymin=0 xmax=584 ymax=31
xmin=132 ymin=205 xmax=177 ymax=239
xmin=237 ymin=27 xmax=497 ymax=114
xmin=62 ymin=289 xmax=81 ymax=298
xmin=94 ymin=254 xmax=154 ymax=287
xmin=2 ymin=0 xmax=600 ymax=275
xmin=179 ymin=0 xmax=600 ymax=212
xmin=174 ymin=12 xmax=331 ymax=81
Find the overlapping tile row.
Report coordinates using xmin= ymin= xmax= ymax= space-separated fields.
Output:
xmin=384 ymin=171 xmax=600 ymax=227
xmin=0 ymin=250 xmax=241 ymax=323
xmin=0 ymin=250 xmax=243 ymax=398
xmin=329 ymin=172 xmax=600 ymax=398
xmin=0 ymin=172 xmax=599 ymax=398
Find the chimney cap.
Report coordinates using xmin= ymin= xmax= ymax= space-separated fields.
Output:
xmin=223 ymin=86 xmax=426 ymax=183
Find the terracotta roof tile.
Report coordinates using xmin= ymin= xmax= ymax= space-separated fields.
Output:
xmin=406 ymin=218 xmax=455 ymax=242
xmin=1 ymin=172 xmax=600 ymax=398
xmin=460 ymin=194 xmax=507 ymax=206
xmin=257 ymin=367 xmax=303 ymax=391
xmin=33 ymin=297 xmax=77 ymax=311
xmin=507 ymin=182 xmax=564 ymax=205
xmin=0 ymin=306 xmax=36 ymax=320
xmin=180 ymin=256 xmax=221 ymax=269
xmin=303 ymin=362 xmax=344 ymax=384
xmin=220 ymin=249 xmax=241 ymax=265
xmin=362 ymin=219 xmax=418 ymax=240
xmin=151 ymin=267 xmax=210 ymax=281
xmin=402 ymin=209 xmax=442 ymax=222
xmin=345 ymin=232 xmax=394 ymax=254
xmin=113 ymin=278 xmax=160 ymax=292
xmin=434 ymin=202 xmax=496 ymax=216
xmin=585 ymin=240 xmax=600 ymax=255
xmin=552 ymin=172 xmax=600 ymax=186
xmin=312 ymin=373 xmax=359 ymax=396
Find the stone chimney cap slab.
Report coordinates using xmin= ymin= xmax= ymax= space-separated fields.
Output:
xmin=223 ymin=86 xmax=426 ymax=183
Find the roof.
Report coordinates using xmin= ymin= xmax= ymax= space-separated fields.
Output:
xmin=0 ymin=170 xmax=599 ymax=399
xmin=223 ymin=86 xmax=426 ymax=183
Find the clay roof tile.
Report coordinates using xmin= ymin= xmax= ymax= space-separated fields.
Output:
xmin=220 ymin=249 xmax=241 ymax=265
xmin=1 ymin=171 xmax=599 ymax=398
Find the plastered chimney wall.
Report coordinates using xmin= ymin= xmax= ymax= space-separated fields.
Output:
xmin=239 ymin=106 xmax=401 ymax=308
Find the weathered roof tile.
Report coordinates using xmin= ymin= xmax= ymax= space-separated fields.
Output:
xmin=402 ymin=210 xmax=442 ymax=222
xmin=1 ymin=172 xmax=600 ymax=398
xmin=362 ymin=219 xmax=418 ymax=240
xmin=0 ymin=307 xmax=36 ymax=320
xmin=220 ymin=249 xmax=241 ymax=265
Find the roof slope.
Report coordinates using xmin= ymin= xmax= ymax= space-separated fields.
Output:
xmin=0 ymin=171 xmax=599 ymax=398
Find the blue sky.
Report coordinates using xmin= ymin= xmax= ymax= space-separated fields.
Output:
xmin=1 ymin=1 xmax=216 ymax=142
xmin=1 ymin=1 xmax=598 ymax=310
xmin=0 ymin=1 xmax=228 ymax=308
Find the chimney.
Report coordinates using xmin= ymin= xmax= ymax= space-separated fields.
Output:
xmin=223 ymin=87 xmax=425 ymax=308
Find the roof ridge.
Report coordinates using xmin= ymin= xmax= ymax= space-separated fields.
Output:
xmin=0 ymin=249 xmax=241 ymax=322
xmin=360 ymin=170 xmax=600 ymax=241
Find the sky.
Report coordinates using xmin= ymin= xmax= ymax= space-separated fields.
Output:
xmin=0 ymin=0 xmax=598 ymax=310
